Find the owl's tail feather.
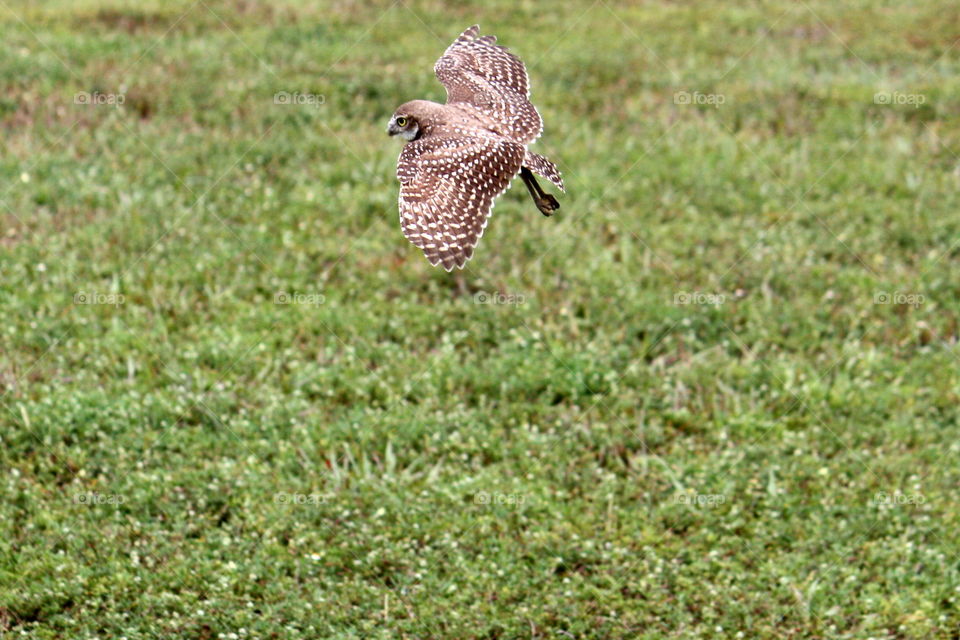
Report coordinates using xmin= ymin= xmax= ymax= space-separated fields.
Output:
xmin=522 ymin=151 xmax=564 ymax=193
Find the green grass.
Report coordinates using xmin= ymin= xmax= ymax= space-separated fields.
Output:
xmin=2 ymin=0 xmax=960 ymax=637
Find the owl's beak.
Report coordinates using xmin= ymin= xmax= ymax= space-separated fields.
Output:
xmin=386 ymin=120 xmax=400 ymax=136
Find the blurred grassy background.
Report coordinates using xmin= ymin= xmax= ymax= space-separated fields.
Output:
xmin=2 ymin=0 xmax=960 ymax=637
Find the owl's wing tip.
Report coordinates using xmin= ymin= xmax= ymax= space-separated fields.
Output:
xmin=433 ymin=255 xmax=468 ymax=272
xmin=423 ymin=252 xmax=459 ymax=272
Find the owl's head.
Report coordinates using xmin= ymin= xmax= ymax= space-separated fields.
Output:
xmin=386 ymin=111 xmax=420 ymax=141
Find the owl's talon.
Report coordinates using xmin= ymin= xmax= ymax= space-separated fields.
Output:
xmin=520 ymin=167 xmax=559 ymax=217
xmin=536 ymin=194 xmax=559 ymax=216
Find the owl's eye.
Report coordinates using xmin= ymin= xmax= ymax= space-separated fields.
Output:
xmin=396 ymin=117 xmax=408 ymax=127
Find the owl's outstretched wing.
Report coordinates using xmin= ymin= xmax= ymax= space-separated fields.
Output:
xmin=434 ymin=25 xmax=543 ymax=144
xmin=396 ymin=134 xmax=524 ymax=270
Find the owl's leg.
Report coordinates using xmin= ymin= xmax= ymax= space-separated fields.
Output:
xmin=519 ymin=167 xmax=560 ymax=217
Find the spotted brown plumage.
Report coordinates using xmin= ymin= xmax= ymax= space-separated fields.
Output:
xmin=398 ymin=133 xmax=524 ymax=270
xmin=434 ymin=24 xmax=542 ymax=145
xmin=387 ymin=25 xmax=564 ymax=271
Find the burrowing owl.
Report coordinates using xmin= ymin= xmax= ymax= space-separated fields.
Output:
xmin=387 ymin=25 xmax=564 ymax=270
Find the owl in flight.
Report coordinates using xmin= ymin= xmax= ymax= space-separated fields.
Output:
xmin=387 ymin=25 xmax=564 ymax=270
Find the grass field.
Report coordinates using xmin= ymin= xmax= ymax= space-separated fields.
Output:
xmin=2 ymin=0 xmax=960 ymax=637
